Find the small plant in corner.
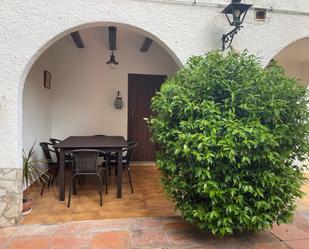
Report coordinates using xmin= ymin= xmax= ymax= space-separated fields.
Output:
xmin=149 ymin=50 xmax=309 ymax=236
xmin=22 ymin=141 xmax=49 ymax=215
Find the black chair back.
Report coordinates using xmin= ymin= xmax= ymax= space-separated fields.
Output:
xmin=121 ymin=139 xmax=135 ymax=158
xmin=40 ymin=142 xmax=58 ymax=167
xmin=71 ymin=149 xmax=102 ymax=173
xmin=49 ymin=138 xmax=62 ymax=145
xmin=124 ymin=141 xmax=138 ymax=164
xmin=49 ymin=138 xmax=62 ymax=160
xmin=39 ymin=142 xmax=59 ymax=196
xmin=105 ymin=140 xmax=138 ymax=165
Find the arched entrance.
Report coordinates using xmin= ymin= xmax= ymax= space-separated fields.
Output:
xmin=20 ymin=23 xmax=181 ymax=224
xmin=272 ymin=37 xmax=309 ymax=87
xmin=0 ymin=15 xmax=182 ymax=225
xmin=19 ymin=21 xmax=182 ymax=164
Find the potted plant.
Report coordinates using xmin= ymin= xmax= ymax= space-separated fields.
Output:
xmin=22 ymin=142 xmax=49 ymax=215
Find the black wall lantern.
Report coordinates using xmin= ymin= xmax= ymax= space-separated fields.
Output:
xmin=106 ymin=51 xmax=119 ymax=69
xmin=114 ymin=91 xmax=124 ymax=109
xmin=221 ymin=0 xmax=252 ymax=51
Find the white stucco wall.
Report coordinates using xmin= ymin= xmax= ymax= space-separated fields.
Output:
xmin=1 ymin=0 xmax=309 ymax=169
xmin=22 ymin=47 xmax=56 ymax=158
xmin=51 ymin=27 xmax=177 ymax=140
xmin=274 ymin=38 xmax=309 ymax=86
xmin=276 ymin=62 xmax=309 ymax=86
xmin=22 ymin=26 xmax=177 ymax=155
xmin=277 ymin=62 xmax=302 ymax=81
xmin=301 ymin=62 xmax=309 ymax=85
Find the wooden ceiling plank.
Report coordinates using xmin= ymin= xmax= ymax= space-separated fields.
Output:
xmin=108 ymin=26 xmax=117 ymax=50
xmin=70 ymin=31 xmax=84 ymax=48
xmin=140 ymin=38 xmax=153 ymax=52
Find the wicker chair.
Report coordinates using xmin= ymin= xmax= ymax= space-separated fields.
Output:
xmin=49 ymin=138 xmax=62 ymax=145
xmin=106 ymin=140 xmax=138 ymax=194
xmin=67 ymin=149 xmax=108 ymax=207
xmin=39 ymin=142 xmax=59 ymax=196
xmin=49 ymin=138 xmax=73 ymax=163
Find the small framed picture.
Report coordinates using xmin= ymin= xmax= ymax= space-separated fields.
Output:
xmin=44 ymin=70 xmax=51 ymax=89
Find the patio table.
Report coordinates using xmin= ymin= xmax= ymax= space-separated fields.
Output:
xmin=54 ymin=136 xmax=128 ymax=201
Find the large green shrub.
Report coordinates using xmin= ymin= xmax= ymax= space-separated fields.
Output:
xmin=149 ymin=51 xmax=309 ymax=236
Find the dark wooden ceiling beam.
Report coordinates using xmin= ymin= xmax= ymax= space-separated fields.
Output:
xmin=140 ymin=38 xmax=153 ymax=52
xmin=70 ymin=31 xmax=84 ymax=48
xmin=108 ymin=26 xmax=117 ymax=50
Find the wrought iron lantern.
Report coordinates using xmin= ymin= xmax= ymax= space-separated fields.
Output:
xmin=221 ymin=0 xmax=252 ymax=51
xmin=106 ymin=51 xmax=119 ymax=70
xmin=114 ymin=91 xmax=124 ymax=109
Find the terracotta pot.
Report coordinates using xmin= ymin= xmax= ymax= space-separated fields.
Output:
xmin=22 ymin=196 xmax=33 ymax=215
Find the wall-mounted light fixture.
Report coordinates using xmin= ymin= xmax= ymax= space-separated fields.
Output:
xmin=221 ymin=0 xmax=252 ymax=51
xmin=114 ymin=91 xmax=123 ymax=109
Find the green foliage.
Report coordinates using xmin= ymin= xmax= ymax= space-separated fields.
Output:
xmin=23 ymin=142 xmax=49 ymax=188
xmin=148 ymin=50 xmax=309 ymax=236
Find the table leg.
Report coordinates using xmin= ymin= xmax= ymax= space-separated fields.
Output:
xmin=117 ymin=149 xmax=122 ymax=198
xmin=59 ymin=150 xmax=65 ymax=201
xmin=73 ymin=175 xmax=77 ymax=195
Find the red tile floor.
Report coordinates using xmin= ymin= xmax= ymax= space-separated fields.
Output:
xmin=1 ymin=178 xmax=309 ymax=248
xmin=0 ymin=215 xmax=305 ymax=249
xmin=0 ymin=214 xmax=309 ymax=248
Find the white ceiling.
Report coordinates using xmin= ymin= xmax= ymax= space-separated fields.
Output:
xmin=274 ymin=38 xmax=309 ymax=63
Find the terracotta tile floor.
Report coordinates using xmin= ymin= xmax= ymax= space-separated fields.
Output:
xmin=1 ymin=167 xmax=309 ymax=248
xmin=0 ymin=216 xmax=301 ymax=249
xmin=22 ymin=165 xmax=178 ymax=224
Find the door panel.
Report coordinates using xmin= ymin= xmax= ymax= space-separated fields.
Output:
xmin=128 ymin=74 xmax=167 ymax=161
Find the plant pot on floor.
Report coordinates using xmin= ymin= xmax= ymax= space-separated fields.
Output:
xmin=22 ymin=141 xmax=50 ymax=216
xmin=22 ymin=196 xmax=32 ymax=215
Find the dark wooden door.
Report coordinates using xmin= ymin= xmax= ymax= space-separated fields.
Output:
xmin=128 ymin=74 xmax=167 ymax=161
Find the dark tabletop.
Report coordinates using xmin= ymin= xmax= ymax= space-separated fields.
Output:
xmin=54 ymin=136 xmax=128 ymax=149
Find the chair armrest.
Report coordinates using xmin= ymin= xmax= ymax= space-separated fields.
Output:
xmin=47 ymin=148 xmax=57 ymax=154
